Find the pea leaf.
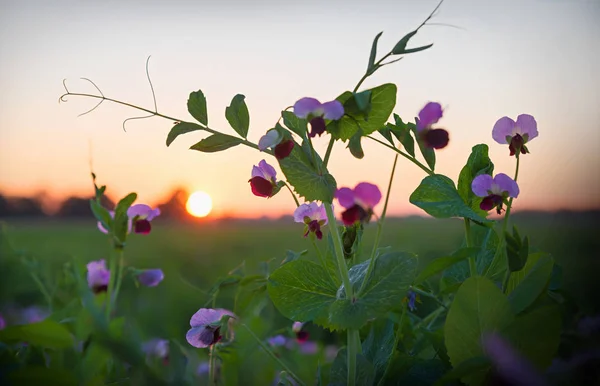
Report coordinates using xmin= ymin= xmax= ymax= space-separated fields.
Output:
xmin=367 ymin=31 xmax=384 ymax=75
xmin=166 ymin=122 xmax=204 ymax=147
xmin=330 ymin=349 xmax=375 ymax=386
xmin=507 ymin=253 xmax=554 ymax=314
xmin=89 ymin=200 xmax=112 ymax=233
xmin=187 ymin=90 xmax=208 ymax=125
xmin=113 ymin=192 xmax=137 ymax=243
xmin=190 ymin=133 xmax=243 ymax=153
xmin=225 ymin=94 xmax=250 ymax=138
xmin=282 ymin=111 xmax=308 ymax=138
xmin=415 ymin=247 xmax=480 ymax=285
xmin=409 ymin=120 xmax=436 ymax=171
xmin=0 ymin=320 xmax=74 ymax=348
xmin=457 ymin=144 xmax=494 ymax=217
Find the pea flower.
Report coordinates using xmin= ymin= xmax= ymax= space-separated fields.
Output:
xmin=0 ymin=314 xmax=6 ymax=330
xmin=137 ymin=269 xmax=164 ymax=287
xmin=186 ymin=308 xmax=236 ymax=348
xmin=20 ymin=306 xmax=49 ymax=324
xmin=403 ymin=290 xmax=420 ymax=312
xmin=127 ymin=204 xmax=161 ymax=235
xmin=293 ymin=202 xmax=328 ymax=240
xmin=87 ymin=259 xmax=110 ymax=294
xmin=416 ymin=102 xmax=449 ymax=149
xmin=335 ymin=182 xmax=382 ymax=226
xmin=97 ymin=210 xmax=132 ymax=234
xmin=258 ymin=129 xmax=295 ymax=160
xmin=471 ymin=173 xmax=519 ymax=214
xmin=292 ymin=321 xmax=309 ymax=343
xmin=249 ymin=159 xmax=279 ymax=198
xmin=492 ymin=114 xmax=538 ymax=156
xmin=142 ymin=338 xmax=169 ymax=365
xmin=197 ymin=362 xmax=210 ymax=376
xmin=293 ymin=97 xmax=344 ymax=138
xmin=267 ymin=335 xmax=287 ymax=347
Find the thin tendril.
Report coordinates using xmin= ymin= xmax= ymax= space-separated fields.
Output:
xmin=145 ymin=55 xmax=158 ymax=113
xmin=76 ymin=78 xmax=106 ymax=117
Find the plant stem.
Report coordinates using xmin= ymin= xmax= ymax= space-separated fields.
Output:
xmin=358 ymin=155 xmax=399 ymax=294
xmin=209 ymin=344 xmax=218 ymax=386
xmin=377 ymin=304 xmax=407 ymax=386
xmin=240 ymin=324 xmax=305 ymax=386
xmin=501 ymin=155 xmax=521 ymax=292
xmin=105 ymin=247 xmax=119 ymax=319
xmin=323 ymin=137 xmax=335 ymax=168
xmin=414 ymin=305 xmax=446 ymax=330
xmin=464 ymin=219 xmax=477 ymax=276
xmin=283 ymin=182 xmax=300 ymax=207
xmin=112 ymin=248 xmax=126 ymax=311
xmin=347 ymin=329 xmax=359 ymax=386
xmin=411 ymin=287 xmax=447 ymax=310
xmin=324 ymin=204 xmax=352 ymax=300
xmin=30 ymin=272 xmax=53 ymax=312
xmin=366 ymin=136 xmax=433 ymax=175
xmin=353 ymin=53 xmax=392 ymax=93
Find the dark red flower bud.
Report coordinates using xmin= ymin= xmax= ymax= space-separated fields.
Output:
xmin=249 ymin=176 xmax=274 ymax=198
xmin=134 ymin=219 xmax=152 ymax=234
xmin=508 ymin=134 xmax=527 ymax=156
xmin=308 ymin=116 xmax=327 ymax=138
xmin=296 ymin=330 xmax=309 ymax=343
xmin=341 ymin=204 xmax=368 ymax=226
xmin=423 ymin=128 xmax=449 ymax=149
xmin=274 ymin=140 xmax=295 ymax=160
xmin=480 ymin=195 xmax=504 ymax=213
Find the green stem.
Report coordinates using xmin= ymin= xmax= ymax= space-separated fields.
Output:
xmin=112 ymin=248 xmax=126 ymax=311
xmin=347 ymin=329 xmax=359 ymax=386
xmin=323 ymin=137 xmax=335 ymax=168
xmin=240 ymin=324 xmax=305 ymax=386
xmin=283 ymin=182 xmax=300 ymax=207
xmin=353 ymin=53 xmax=392 ymax=92
xmin=209 ymin=344 xmax=218 ymax=386
xmin=105 ymin=247 xmax=119 ymax=319
xmin=414 ymin=305 xmax=446 ymax=330
xmin=464 ymin=219 xmax=476 ymax=276
xmin=366 ymin=136 xmax=433 ymax=175
xmin=30 ymin=272 xmax=53 ymax=312
xmin=411 ymin=287 xmax=447 ymax=310
xmin=501 ymin=155 xmax=521 ymax=293
xmin=377 ymin=304 xmax=407 ymax=386
xmin=324 ymin=204 xmax=353 ymax=300
xmin=358 ymin=155 xmax=399 ymax=294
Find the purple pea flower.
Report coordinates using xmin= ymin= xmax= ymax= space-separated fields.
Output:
xmin=18 ymin=306 xmax=49 ymax=324
xmin=335 ymin=182 xmax=382 ymax=226
xmin=197 ymin=361 xmax=210 ymax=376
xmin=97 ymin=210 xmax=132 ymax=234
xmin=0 ymin=314 xmax=5 ymax=330
xmin=492 ymin=114 xmax=538 ymax=156
xmin=137 ymin=269 xmax=164 ymax=287
xmin=299 ymin=341 xmax=319 ymax=355
xmin=483 ymin=333 xmax=547 ymax=386
xmin=293 ymin=202 xmax=328 ymax=240
xmin=405 ymin=290 xmax=419 ymax=312
xmin=127 ymin=204 xmax=160 ymax=235
xmin=416 ymin=102 xmax=449 ymax=149
xmin=267 ymin=335 xmax=287 ymax=347
xmin=186 ymin=308 xmax=236 ymax=348
xmin=142 ymin=338 xmax=170 ymax=365
xmin=87 ymin=259 xmax=110 ymax=294
xmin=293 ymin=97 xmax=344 ymax=138
xmin=472 ymin=173 xmax=520 ymax=215
xmin=249 ymin=160 xmax=278 ymax=198
xmin=258 ymin=129 xmax=295 ymax=160
xmin=292 ymin=321 xmax=309 ymax=343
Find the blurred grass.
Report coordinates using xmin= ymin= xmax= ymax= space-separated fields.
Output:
xmin=1 ymin=211 xmax=598 ymax=354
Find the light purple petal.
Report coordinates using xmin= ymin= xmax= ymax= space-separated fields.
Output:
xmin=299 ymin=341 xmax=319 ymax=354
xmin=268 ymin=335 xmax=287 ymax=347
xmin=97 ymin=211 xmax=114 ymax=234
xmin=353 ymin=182 xmax=382 ymax=209
xmin=293 ymin=97 xmax=322 ymax=119
xmin=138 ymin=269 xmax=164 ymax=287
xmin=314 ymin=202 xmax=328 ymax=224
xmin=293 ymin=203 xmax=313 ymax=223
xmin=147 ymin=208 xmax=161 ymax=221
xmin=515 ymin=114 xmax=538 ymax=141
xmin=197 ymin=362 xmax=210 ymax=375
xmin=142 ymin=339 xmax=169 ymax=358
xmin=471 ymin=174 xmax=494 ymax=197
xmin=190 ymin=308 xmax=235 ymax=328
xmin=335 ymin=188 xmax=355 ymax=209
xmin=292 ymin=321 xmax=304 ymax=333
xmin=258 ymin=159 xmax=277 ymax=181
xmin=87 ymin=259 xmax=110 ymax=288
xmin=251 ymin=165 xmax=264 ymax=179
xmin=258 ymin=129 xmax=282 ymax=151
xmin=321 ymin=100 xmax=344 ymax=120
xmin=494 ymin=173 xmax=520 ymax=198
xmin=186 ymin=325 xmax=216 ymax=348
xmin=417 ymin=102 xmax=443 ymax=130
xmin=127 ymin=204 xmax=152 ymax=219
xmin=492 ymin=117 xmax=516 ymax=144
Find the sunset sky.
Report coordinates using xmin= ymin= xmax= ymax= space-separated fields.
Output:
xmin=0 ymin=0 xmax=598 ymax=218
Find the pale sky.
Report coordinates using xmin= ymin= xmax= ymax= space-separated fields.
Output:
xmin=1 ymin=0 xmax=599 ymax=218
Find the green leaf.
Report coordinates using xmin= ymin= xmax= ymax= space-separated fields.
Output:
xmin=330 ymin=349 xmax=375 ymax=386
xmin=415 ymin=247 xmax=480 ymax=285
xmin=267 ymin=260 xmax=338 ymax=325
xmin=225 ymin=94 xmax=250 ymax=138
xmin=363 ymin=318 xmax=395 ymax=384
xmin=282 ymin=111 xmax=307 ymax=138
xmin=409 ymin=121 xmax=436 ymax=171
xmin=402 ymin=43 xmax=434 ymax=54
xmin=346 ymin=90 xmax=373 ymax=118
xmin=367 ymin=31 xmax=384 ymax=75
xmin=506 ymin=226 xmax=530 ymax=272
xmin=166 ymin=122 xmax=204 ymax=147
xmin=187 ymin=90 xmax=208 ymax=125
xmin=348 ymin=129 xmax=364 ymax=159
xmin=329 ymin=252 xmax=418 ymax=329
xmin=281 ymin=249 xmax=308 ymax=265
xmin=444 ymin=276 xmax=514 ymax=386
xmin=507 ymin=253 xmax=554 ymax=314
xmin=0 ymin=320 xmax=74 ymax=348
xmin=434 ymin=357 xmax=491 ymax=386
xmin=113 ymin=192 xmax=137 ymax=243
xmin=378 ymin=125 xmax=395 ymax=145
xmin=7 ymin=366 xmax=78 ymax=386
xmin=278 ymin=144 xmax=337 ymax=203
xmin=502 ymin=306 xmax=561 ymax=368
xmin=409 ymin=175 xmax=491 ymax=223
xmin=457 ymin=144 xmax=494 ymax=217
xmin=190 ymin=133 xmax=243 ymax=153
xmin=89 ymin=200 xmax=111 ymax=233
xmin=392 ymin=29 xmax=433 ymax=55
xmin=392 ymin=115 xmax=416 ymax=157
xmin=328 ymin=84 xmax=397 ymax=141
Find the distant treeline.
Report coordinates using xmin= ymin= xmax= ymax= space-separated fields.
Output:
xmin=0 ymin=189 xmax=189 ymax=219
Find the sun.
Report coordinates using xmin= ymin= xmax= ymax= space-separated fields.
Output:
xmin=186 ymin=191 xmax=213 ymax=218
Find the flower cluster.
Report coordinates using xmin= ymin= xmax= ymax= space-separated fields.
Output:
xmin=97 ymin=204 xmax=161 ymax=235
xmin=417 ymin=102 xmax=449 ymax=149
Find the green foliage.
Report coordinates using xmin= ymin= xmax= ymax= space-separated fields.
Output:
xmin=507 ymin=253 xmax=554 ymax=314
xmin=362 ymin=319 xmax=395 ymax=384
xmin=409 ymin=175 xmax=491 ymax=223
xmin=348 ymin=129 xmax=364 ymax=159
xmin=225 ymin=94 xmax=250 ymax=139
xmin=0 ymin=320 xmax=74 ymax=349
xmin=166 ymin=122 xmax=203 ymax=146
xmin=367 ymin=31 xmax=384 ymax=75
xmin=445 ymin=276 xmax=514 ymax=385
xmin=89 ymin=200 xmax=111 ymax=233
xmin=189 ymin=133 xmax=243 ymax=152
xmin=113 ymin=192 xmax=137 ymax=244
xmin=392 ymin=29 xmax=433 ymax=55
xmin=330 ymin=349 xmax=375 ymax=386
xmin=505 ymin=225 xmax=530 ymax=272
xmin=415 ymin=247 xmax=479 ymax=284
xmin=282 ymin=111 xmax=307 ymax=138
xmin=457 ymin=144 xmax=494 ymax=217
xmin=187 ymin=90 xmax=208 ymax=125
xmin=7 ymin=366 xmax=78 ymax=386
xmin=409 ymin=120 xmax=436 ymax=170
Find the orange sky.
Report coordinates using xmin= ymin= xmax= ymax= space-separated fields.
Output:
xmin=1 ymin=0 xmax=599 ymax=219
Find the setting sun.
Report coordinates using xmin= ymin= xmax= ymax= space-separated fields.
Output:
xmin=186 ymin=191 xmax=213 ymax=218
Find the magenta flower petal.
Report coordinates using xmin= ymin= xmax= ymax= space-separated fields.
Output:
xmin=186 ymin=325 xmax=220 ymax=348
xmin=335 ymin=188 xmax=355 ymax=209
xmin=134 ymin=219 xmax=152 ymax=234
xmin=494 ymin=173 xmax=520 ymax=198
xmin=87 ymin=259 xmax=110 ymax=293
xmin=257 ymin=159 xmax=277 ymax=181
xmin=341 ymin=205 xmax=367 ymax=226
xmin=190 ymin=308 xmax=235 ymax=327
xmin=293 ymin=97 xmax=322 ymax=119
xmin=274 ymin=140 xmax=295 ymax=160
xmin=250 ymin=176 xmax=274 ymax=198
xmin=147 ymin=208 xmax=161 ymax=221
xmin=423 ymin=128 xmax=449 ymax=149
xmin=258 ymin=129 xmax=282 ymax=151
xmin=471 ymin=174 xmax=494 ymax=197
xmin=492 ymin=116 xmax=516 ymax=144
xmin=515 ymin=114 xmax=538 ymax=141
xmin=299 ymin=341 xmax=319 ymax=354
xmin=0 ymin=314 xmax=5 ymax=330
xmin=417 ymin=102 xmax=443 ymax=131
xmin=321 ymin=100 xmax=344 ymax=120
xmin=353 ymin=182 xmax=382 ymax=209
xmin=127 ymin=204 xmax=152 ymax=219
xmin=293 ymin=203 xmax=313 ymax=223
xmin=138 ymin=269 xmax=164 ymax=287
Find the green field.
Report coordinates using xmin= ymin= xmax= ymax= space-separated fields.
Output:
xmin=1 ymin=211 xmax=598 ymax=383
